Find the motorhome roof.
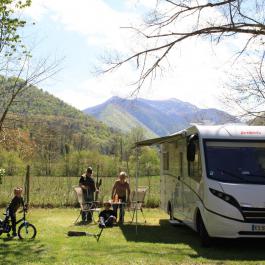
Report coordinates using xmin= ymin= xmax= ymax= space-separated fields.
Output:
xmin=196 ymin=124 xmax=265 ymax=139
xmin=135 ymin=124 xmax=265 ymax=147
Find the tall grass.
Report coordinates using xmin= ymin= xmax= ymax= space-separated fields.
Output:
xmin=0 ymin=175 xmax=160 ymax=207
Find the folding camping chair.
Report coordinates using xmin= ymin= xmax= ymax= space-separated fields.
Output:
xmin=73 ymin=186 xmax=101 ymax=224
xmin=129 ymin=186 xmax=148 ymax=223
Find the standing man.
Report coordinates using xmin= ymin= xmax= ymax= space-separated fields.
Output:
xmin=111 ymin=171 xmax=131 ymax=224
xmin=79 ymin=167 xmax=97 ymax=223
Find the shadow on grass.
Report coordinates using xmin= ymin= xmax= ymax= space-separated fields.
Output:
xmin=74 ymin=221 xmax=98 ymax=226
xmin=0 ymin=238 xmax=55 ymax=264
xmin=120 ymin=219 xmax=265 ymax=262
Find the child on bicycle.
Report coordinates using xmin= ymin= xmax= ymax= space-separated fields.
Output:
xmin=98 ymin=201 xmax=116 ymax=228
xmin=4 ymin=187 xmax=26 ymax=237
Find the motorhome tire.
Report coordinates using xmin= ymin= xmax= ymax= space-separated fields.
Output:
xmin=197 ymin=212 xmax=211 ymax=247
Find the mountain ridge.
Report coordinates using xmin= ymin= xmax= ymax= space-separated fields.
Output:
xmin=83 ymin=96 xmax=239 ymax=136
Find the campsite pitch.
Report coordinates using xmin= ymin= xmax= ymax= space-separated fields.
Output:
xmin=0 ymin=208 xmax=265 ymax=265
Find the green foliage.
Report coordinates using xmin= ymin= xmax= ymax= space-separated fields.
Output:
xmin=0 ymin=150 xmax=24 ymax=176
xmin=139 ymin=147 xmax=160 ymax=175
xmin=2 ymin=82 xmax=86 ymax=119
xmin=0 ymin=2 xmax=159 ymax=181
xmin=0 ymin=168 xmax=5 ymax=184
xmin=0 ymin=0 xmax=31 ymax=56
xmin=54 ymin=150 xmax=120 ymax=177
xmin=145 ymin=197 xmax=160 ymax=208
xmin=0 ymin=78 xmax=160 ymax=179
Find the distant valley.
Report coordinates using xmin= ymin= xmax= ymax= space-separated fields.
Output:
xmin=83 ymin=97 xmax=239 ymax=137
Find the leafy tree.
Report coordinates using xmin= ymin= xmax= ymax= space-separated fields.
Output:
xmin=0 ymin=168 xmax=5 ymax=184
xmin=0 ymin=0 xmax=31 ymax=130
xmin=0 ymin=1 xmax=60 ymax=132
xmin=139 ymin=147 xmax=160 ymax=176
xmin=0 ymin=150 xmax=24 ymax=175
xmin=0 ymin=0 xmax=31 ymax=55
xmin=0 ymin=127 xmax=36 ymax=161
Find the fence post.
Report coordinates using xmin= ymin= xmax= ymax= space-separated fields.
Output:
xmin=147 ymin=166 xmax=151 ymax=200
xmin=25 ymin=165 xmax=30 ymax=204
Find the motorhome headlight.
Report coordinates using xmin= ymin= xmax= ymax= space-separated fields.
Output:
xmin=209 ymin=188 xmax=241 ymax=210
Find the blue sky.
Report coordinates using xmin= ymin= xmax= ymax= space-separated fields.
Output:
xmin=22 ymin=0 xmax=235 ymax=111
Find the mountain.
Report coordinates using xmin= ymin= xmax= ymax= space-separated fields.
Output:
xmin=83 ymin=96 xmax=239 ymax=136
xmin=1 ymin=81 xmax=121 ymax=152
xmin=6 ymin=85 xmax=87 ymax=119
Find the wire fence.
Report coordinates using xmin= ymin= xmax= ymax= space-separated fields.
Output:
xmin=0 ymin=175 xmax=160 ymax=208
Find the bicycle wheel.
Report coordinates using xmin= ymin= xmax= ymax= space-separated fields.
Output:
xmin=18 ymin=223 xmax=37 ymax=239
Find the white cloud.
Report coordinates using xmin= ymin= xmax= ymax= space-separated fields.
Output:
xmin=129 ymin=39 xmax=233 ymax=109
xmin=25 ymin=0 xmax=245 ymax=114
xmin=52 ymin=63 xmax=140 ymax=110
xmin=54 ymin=38 xmax=233 ymax=111
xmin=125 ymin=0 xmax=159 ymax=9
xmin=25 ymin=0 xmax=142 ymax=53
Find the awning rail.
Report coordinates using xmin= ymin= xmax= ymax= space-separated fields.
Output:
xmin=134 ymin=132 xmax=184 ymax=147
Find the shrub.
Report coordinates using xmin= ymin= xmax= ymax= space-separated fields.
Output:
xmin=0 ymin=168 xmax=5 ymax=184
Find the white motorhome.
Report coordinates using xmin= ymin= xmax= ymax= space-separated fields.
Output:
xmin=136 ymin=125 xmax=265 ymax=245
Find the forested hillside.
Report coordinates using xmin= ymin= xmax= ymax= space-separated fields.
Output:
xmin=6 ymin=86 xmax=84 ymax=118
xmin=0 ymin=78 xmax=159 ymax=178
xmin=5 ymin=84 xmax=118 ymax=151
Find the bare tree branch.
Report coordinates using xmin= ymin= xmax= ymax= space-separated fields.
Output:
xmin=0 ymin=55 xmax=61 ymax=131
xmin=102 ymin=0 xmax=265 ymax=120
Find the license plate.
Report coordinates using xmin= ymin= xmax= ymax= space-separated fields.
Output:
xmin=252 ymin=224 xmax=265 ymax=232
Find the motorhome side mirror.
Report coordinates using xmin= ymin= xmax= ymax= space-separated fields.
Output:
xmin=187 ymin=142 xmax=196 ymax=161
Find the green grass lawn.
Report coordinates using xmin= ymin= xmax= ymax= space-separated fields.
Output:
xmin=1 ymin=208 xmax=265 ymax=265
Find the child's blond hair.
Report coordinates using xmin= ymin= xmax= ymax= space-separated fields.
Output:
xmin=14 ymin=187 xmax=23 ymax=196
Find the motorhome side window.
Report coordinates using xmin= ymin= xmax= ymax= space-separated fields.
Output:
xmin=163 ymin=152 xmax=169 ymax=170
xmin=188 ymin=140 xmax=202 ymax=181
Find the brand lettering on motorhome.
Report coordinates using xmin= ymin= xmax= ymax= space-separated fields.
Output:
xmin=240 ymin=131 xmax=262 ymax=135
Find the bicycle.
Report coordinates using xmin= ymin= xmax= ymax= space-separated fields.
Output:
xmin=0 ymin=206 xmax=37 ymax=239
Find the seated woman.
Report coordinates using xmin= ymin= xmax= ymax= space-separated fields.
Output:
xmin=98 ymin=201 xmax=116 ymax=228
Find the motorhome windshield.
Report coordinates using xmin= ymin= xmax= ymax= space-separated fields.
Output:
xmin=205 ymin=141 xmax=265 ymax=184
